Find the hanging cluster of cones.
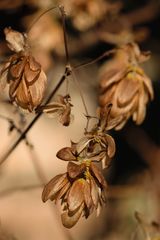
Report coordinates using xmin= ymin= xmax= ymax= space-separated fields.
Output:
xmin=0 ymin=5 xmax=154 ymax=229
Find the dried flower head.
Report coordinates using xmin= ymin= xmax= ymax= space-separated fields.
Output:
xmin=0 ymin=27 xmax=47 ymax=112
xmin=56 ymin=116 xmax=116 ymax=169
xmin=42 ymin=161 xmax=107 ymax=228
xmin=36 ymin=94 xmax=73 ymax=126
xmin=42 ymin=97 xmax=115 ymax=227
xmin=99 ymin=42 xmax=154 ymax=130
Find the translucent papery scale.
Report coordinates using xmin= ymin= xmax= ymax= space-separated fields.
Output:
xmin=138 ymin=72 xmax=154 ymax=101
xmin=100 ymin=67 xmax=125 ymax=91
xmin=4 ymin=27 xmax=26 ymax=52
xmin=133 ymin=84 xmax=147 ymax=124
xmin=76 ymin=136 xmax=93 ymax=155
xmin=37 ymin=100 xmax=66 ymax=115
xmin=54 ymin=181 xmax=71 ymax=203
xmin=61 ymin=203 xmax=84 ymax=229
xmin=67 ymin=161 xmax=86 ymax=178
xmin=56 ymin=147 xmax=77 ymax=161
xmin=116 ymin=73 xmax=139 ymax=107
xmin=87 ymin=134 xmax=115 ymax=159
xmin=111 ymin=88 xmax=139 ymax=115
xmin=42 ymin=173 xmax=67 ymax=202
xmin=99 ymin=84 xmax=117 ymax=106
xmin=67 ymin=179 xmax=86 ymax=212
xmin=90 ymin=162 xmax=107 ymax=188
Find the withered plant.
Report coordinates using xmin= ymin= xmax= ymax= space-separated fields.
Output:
xmin=0 ymin=1 xmax=159 ymax=240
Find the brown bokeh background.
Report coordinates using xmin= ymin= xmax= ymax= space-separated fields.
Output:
xmin=0 ymin=0 xmax=160 ymax=239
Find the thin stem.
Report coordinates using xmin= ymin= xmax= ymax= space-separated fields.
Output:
xmin=59 ymin=5 xmax=70 ymax=65
xmin=65 ymin=75 xmax=69 ymax=96
xmin=84 ymin=115 xmax=98 ymax=134
xmin=27 ymin=4 xmax=70 ymax=64
xmin=0 ymin=67 xmax=70 ymax=166
xmin=73 ymin=49 xmax=116 ymax=70
xmin=71 ymin=70 xmax=89 ymax=117
xmin=27 ymin=6 xmax=58 ymax=34
xmin=85 ymin=116 xmax=91 ymax=133
xmin=27 ymin=5 xmax=70 ymax=64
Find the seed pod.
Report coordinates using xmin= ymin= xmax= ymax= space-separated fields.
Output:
xmin=99 ymin=42 xmax=154 ymax=130
xmin=0 ymin=27 xmax=47 ymax=112
xmin=42 ymin=161 xmax=108 ymax=228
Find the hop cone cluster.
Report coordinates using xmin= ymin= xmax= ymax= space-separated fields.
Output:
xmin=99 ymin=42 xmax=154 ymax=130
xmin=0 ymin=27 xmax=47 ymax=112
xmin=42 ymin=161 xmax=107 ymax=228
xmin=42 ymin=110 xmax=115 ymax=228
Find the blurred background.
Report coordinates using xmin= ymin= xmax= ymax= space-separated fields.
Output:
xmin=0 ymin=0 xmax=160 ymax=239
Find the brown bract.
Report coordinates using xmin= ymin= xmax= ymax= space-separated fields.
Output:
xmin=42 ymin=161 xmax=107 ymax=228
xmin=36 ymin=95 xmax=73 ymax=126
xmin=0 ymin=27 xmax=47 ymax=112
xmin=56 ymin=106 xmax=116 ymax=168
xmin=56 ymin=127 xmax=116 ymax=169
xmin=99 ymin=42 xmax=154 ymax=130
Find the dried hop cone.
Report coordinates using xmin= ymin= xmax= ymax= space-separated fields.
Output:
xmin=42 ymin=161 xmax=108 ymax=228
xmin=0 ymin=27 xmax=47 ymax=112
xmin=36 ymin=94 xmax=73 ymax=126
xmin=56 ymin=105 xmax=116 ymax=169
xmin=56 ymin=127 xmax=115 ymax=169
xmin=99 ymin=42 xmax=154 ymax=130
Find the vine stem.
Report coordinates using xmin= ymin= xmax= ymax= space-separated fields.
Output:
xmin=0 ymin=46 xmax=115 ymax=165
xmin=0 ymin=67 xmax=71 ymax=166
xmin=73 ymin=49 xmax=116 ymax=70
xmin=59 ymin=5 xmax=70 ymax=65
xmin=71 ymin=70 xmax=89 ymax=116
xmin=27 ymin=6 xmax=58 ymax=34
xmin=0 ymin=0 xmax=116 ymax=166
